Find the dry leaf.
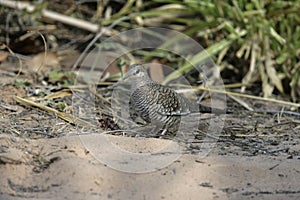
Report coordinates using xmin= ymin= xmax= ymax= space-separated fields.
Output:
xmin=0 ymin=51 xmax=9 ymax=62
xmin=266 ymin=64 xmax=284 ymax=93
xmin=258 ymin=63 xmax=274 ymax=98
xmin=263 ymin=82 xmax=274 ymax=98
xmin=241 ymin=42 xmax=257 ymax=93
xmin=26 ymin=52 xmax=60 ymax=74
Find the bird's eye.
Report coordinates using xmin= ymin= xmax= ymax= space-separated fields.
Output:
xmin=134 ymin=69 xmax=140 ymax=74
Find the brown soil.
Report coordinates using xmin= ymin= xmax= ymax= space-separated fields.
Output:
xmin=0 ymin=62 xmax=299 ymax=200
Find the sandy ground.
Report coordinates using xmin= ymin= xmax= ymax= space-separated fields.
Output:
xmin=0 ymin=64 xmax=299 ymax=200
xmin=0 ymin=134 xmax=299 ymax=200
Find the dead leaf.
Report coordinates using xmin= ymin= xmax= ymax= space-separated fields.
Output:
xmin=26 ymin=52 xmax=60 ymax=74
xmin=241 ymin=42 xmax=257 ymax=93
xmin=264 ymin=36 xmax=284 ymax=95
xmin=263 ymin=80 xmax=274 ymax=97
xmin=0 ymin=51 xmax=9 ymax=62
xmin=258 ymin=63 xmax=274 ymax=98
xmin=266 ymin=64 xmax=284 ymax=93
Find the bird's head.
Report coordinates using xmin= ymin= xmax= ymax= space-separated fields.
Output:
xmin=123 ymin=64 xmax=150 ymax=80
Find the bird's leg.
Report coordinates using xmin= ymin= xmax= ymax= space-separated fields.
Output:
xmin=161 ymin=128 xmax=168 ymax=135
xmin=150 ymin=124 xmax=165 ymax=135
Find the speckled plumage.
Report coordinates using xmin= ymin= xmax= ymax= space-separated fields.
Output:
xmin=130 ymin=82 xmax=190 ymax=127
xmin=124 ymin=64 xmax=192 ymax=134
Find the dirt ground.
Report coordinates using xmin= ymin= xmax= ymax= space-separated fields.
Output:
xmin=1 ymin=134 xmax=300 ymax=200
xmin=0 ymin=63 xmax=300 ymax=200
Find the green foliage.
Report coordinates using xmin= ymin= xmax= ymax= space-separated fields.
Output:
xmin=57 ymin=101 xmax=67 ymax=112
xmin=105 ymin=0 xmax=300 ymax=100
xmin=14 ymin=79 xmax=32 ymax=87
xmin=48 ymin=69 xmax=75 ymax=86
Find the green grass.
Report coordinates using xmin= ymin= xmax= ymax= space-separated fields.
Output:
xmin=103 ymin=0 xmax=300 ymax=101
xmin=7 ymin=0 xmax=300 ymax=100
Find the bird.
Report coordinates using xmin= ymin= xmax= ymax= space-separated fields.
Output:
xmin=122 ymin=64 xmax=222 ymax=136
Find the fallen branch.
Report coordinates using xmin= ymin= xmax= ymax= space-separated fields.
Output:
xmin=0 ymin=0 xmax=110 ymax=33
xmin=14 ymin=96 xmax=95 ymax=128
